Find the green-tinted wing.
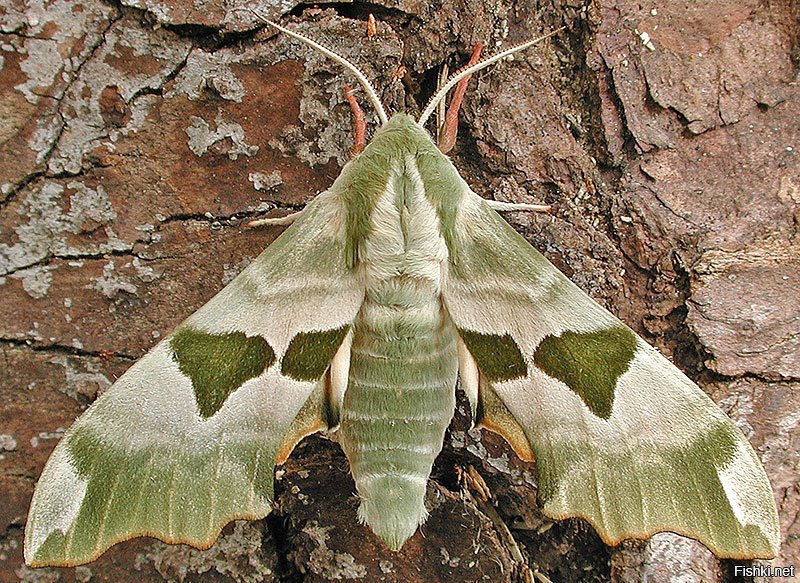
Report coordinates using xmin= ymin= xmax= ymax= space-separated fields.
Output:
xmin=443 ymin=190 xmax=779 ymax=559
xmin=25 ymin=189 xmax=363 ymax=567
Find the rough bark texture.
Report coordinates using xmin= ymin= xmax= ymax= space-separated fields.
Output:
xmin=1 ymin=0 xmax=797 ymax=581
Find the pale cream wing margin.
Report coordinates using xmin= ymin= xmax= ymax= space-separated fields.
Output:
xmin=25 ymin=188 xmax=363 ymax=567
xmin=443 ymin=189 xmax=779 ymax=559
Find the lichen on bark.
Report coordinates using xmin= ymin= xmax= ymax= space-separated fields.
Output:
xmin=1 ymin=0 xmax=797 ymax=581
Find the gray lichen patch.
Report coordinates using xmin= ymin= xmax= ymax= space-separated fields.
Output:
xmin=186 ymin=114 xmax=259 ymax=160
xmin=6 ymin=0 xmax=116 ymax=103
xmin=14 ymin=37 xmax=64 ymax=104
xmin=9 ymin=265 xmax=54 ymax=299
xmin=120 ymin=0 xmax=293 ymax=32
xmin=249 ymin=171 xmax=283 ymax=192
xmin=139 ymin=520 xmax=277 ymax=582
xmin=131 ymin=256 xmax=161 ymax=283
xmin=46 ymin=20 xmax=192 ymax=175
xmin=49 ymin=354 xmax=112 ymax=402
xmin=91 ymin=260 xmax=138 ymax=299
xmin=28 ymin=115 xmax=64 ymax=166
xmin=170 ymin=48 xmax=247 ymax=102
xmin=0 ymin=434 xmax=17 ymax=451
xmin=2 ymin=0 xmax=116 ymax=189
xmin=301 ymin=523 xmax=367 ymax=580
xmin=14 ymin=563 xmax=64 ymax=583
xmin=88 ymin=257 xmax=161 ymax=299
xmin=0 ymin=180 xmax=124 ymax=278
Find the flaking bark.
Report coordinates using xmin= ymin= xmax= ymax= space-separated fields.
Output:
xmin=1 ymin=0 xmax=797 ymax=581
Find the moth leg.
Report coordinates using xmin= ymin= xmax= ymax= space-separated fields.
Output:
xmin=247 ymin=210 xmax=304 ymax=228
xmin=437 ymin=44 xmax=483 ymax=153
xmin=486 ymin=200 xmax=551 ymax=213
xmin=458 ymin=465 xmax=535 ymax=580
xmin=343 ymin=85 xmax=367 ymax=155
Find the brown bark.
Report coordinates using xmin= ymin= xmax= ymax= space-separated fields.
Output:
xmin=1 ymin=0 xmax=797 ymax=581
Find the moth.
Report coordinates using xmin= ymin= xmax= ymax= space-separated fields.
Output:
xmin=25 ymin=19 xmax=779 ymax=567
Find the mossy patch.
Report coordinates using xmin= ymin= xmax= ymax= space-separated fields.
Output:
xmin=457 ymin=329 xmax=527 ymax=382
xmin=281 ymin=326 xmax=350 ymax=381
xmin=533 ymin=327 xmax=636 ymax=419
xmin=171 ymin=328 xmax=275 ymax=418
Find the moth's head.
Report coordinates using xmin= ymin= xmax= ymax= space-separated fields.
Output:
xmin=381 ymin=113 xmax=423 ymax=131
xmin=367 ymin=113 xmax=436 ymax=152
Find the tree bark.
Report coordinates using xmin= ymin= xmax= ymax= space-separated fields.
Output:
xmin=1 ymin=0 xmax=797 ymax=581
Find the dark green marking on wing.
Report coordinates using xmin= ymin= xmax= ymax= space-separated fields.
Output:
xmin=533 ymin=327 xmax=637 ymax=419
xmin=458 ymin=328 xmax=527 ymax=382
xmin=171 ymin=328 xmax=275 ymax=418
xmin=281 ymin=326 xmax=350 ymax=382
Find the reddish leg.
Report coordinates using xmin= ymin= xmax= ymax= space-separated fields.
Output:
xmin=343 ymin=85 xmax=367 ymax=155
xmin=438 ymin=44 xmax=483 ymax=153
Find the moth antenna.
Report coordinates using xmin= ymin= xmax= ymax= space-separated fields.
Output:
xmin=417 ymin=27 xmax=565 ymax=127
xmin=251 ymin=13 xmax=389 ymax=125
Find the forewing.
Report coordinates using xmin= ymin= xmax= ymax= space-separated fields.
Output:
xmin=25 ymin=188 xmax=363 ymax=567
xmin=444 ymin=190 xmax=779 ymax=559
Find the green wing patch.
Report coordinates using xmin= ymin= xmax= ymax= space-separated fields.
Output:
xmin=533 ymin=327 xmax=636 ymax=419
xmin=281 ymin=326 xmax=350 ymax=381
xmin=171 ymin=328 xmax=276 ymax=418
xmin=458 ymin=329 xmax=527 ymax=382
xmin=29 ymin=425 xmax=274 ymax=566
xmin=534 ymin=418 xmax=777 ymax=558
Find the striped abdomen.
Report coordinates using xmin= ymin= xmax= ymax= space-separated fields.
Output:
xmin=339 ymin=282 xmax=458 ymax=550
